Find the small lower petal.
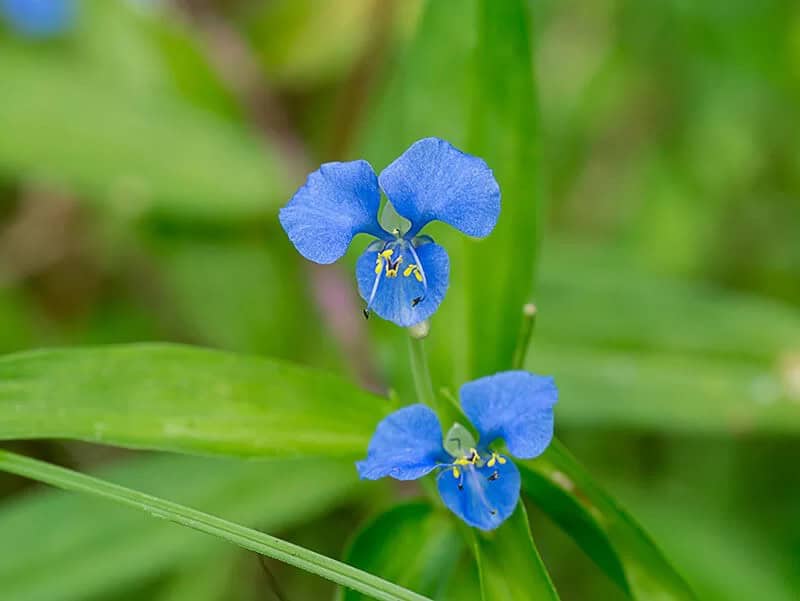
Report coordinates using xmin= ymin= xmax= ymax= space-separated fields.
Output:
xmin=437 ymin=459 xmax=520 ymax=531
xmin=356 ymin=240 xmax=449 ymax=327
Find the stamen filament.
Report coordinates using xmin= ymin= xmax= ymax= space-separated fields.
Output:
xmin=406 ymin=243 xmax=429 ymax=291
xmin=364 ymin=246 xmax=392 ymax=318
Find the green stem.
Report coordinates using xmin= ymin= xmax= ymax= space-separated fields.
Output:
xmin=0 ymin=451 xmax=430 ymax=601
xmin=407 ymin=335 xmax=436 ymax=407
xmin=511 ymin=303 xmax=537 ymax=370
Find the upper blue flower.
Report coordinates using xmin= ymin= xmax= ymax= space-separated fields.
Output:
xmin=357 ymin=370 xmax=558 ymax=530
xmin=0 ymin=0 xmax=75 ymax=37
xmin=279 ymin=137 xmax=501 ymax=327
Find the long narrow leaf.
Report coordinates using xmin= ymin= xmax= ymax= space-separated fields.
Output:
xmin=521 ymin=441 xmax=697 ymax=600
xmin=0 ymin=453 xmax=359 ymax=601
xmin=473 ymin=504 xmax=560 ymax=600
xmin=0 ymin=451 xmax=429 ymax=601
xmin=0 ymin=343 xmax=386 ymax=457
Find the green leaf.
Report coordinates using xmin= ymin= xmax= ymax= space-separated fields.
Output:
xmin=0 ymin=453 xmax=359 ymax=601
xmin=536 ymin=240 xmax=800 ymax=362
xmin=606 ymin=480 xmax=797 ymax=601
xmin=156 ymin=554 xmax=241 ymax=601
xmin=530 ymin=241 xmax=800 ymax=433
xmin=473 ymin=504 xmax=560 ymax=600
xmin=341 ymin=502 xmax=462 ymax=601
xmin=520 ymin=441 xmax=697 ymax=600
xmin=531 ymin=342 xmax=800 ymax=434
xmin=462 ymin=0 xmax=540 ymax=379
xmin=0 ymin=343 xmax=387 ymax=457
xmin=0 ymin=344 xmax=696 ymax=600
xmin=0 ymin=451 xmax=430 ymax=601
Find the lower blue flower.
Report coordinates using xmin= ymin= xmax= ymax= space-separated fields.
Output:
xmin=0 ymin=0 xmax=75 ymax=37
xmin=356 ymin=370 xmax=558 ymax=530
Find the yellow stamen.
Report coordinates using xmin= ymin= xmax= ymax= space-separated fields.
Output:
xmin=453 ymin=448 xmax=482 ymax=469
xmin=452 ymin=466 xmax=461 ymax=479
xmin=374 ymin=256 xmax=383 ymax=275
xmin=488 ymin=452 xmax=507 ymax=467
xmin=402 ymin=264 xmax=424 ymax=282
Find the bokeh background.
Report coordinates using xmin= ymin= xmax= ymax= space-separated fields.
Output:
xmin=1 ymin=1 xmax=799 ymax=600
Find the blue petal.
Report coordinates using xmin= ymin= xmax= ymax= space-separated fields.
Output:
xmin=357 ymin=404 xmax=446 ymax=481
xmin=379 ymin=138 xmax=500 ymax=239
xmin=1 ymin=0 xmax=74 ymax=36
xmin=437 ymin=460 xmax=520 ymax=531
xmin=279 ymin=160 xmax=386 ymax=264
xmin=460 ymin=371 xmax=557 ymax=459
xmin=356 ymin=240 xmax=449 ymax=327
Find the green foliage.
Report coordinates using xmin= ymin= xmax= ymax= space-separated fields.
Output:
xmin=0 ymin=453 xmax=359 ymax=601
xmin=522 ymin=441 xmax=696 ymax=600
xmin=0 ymin=0 xmax=797 ymax=598
xmin=0 ymin=1 xmax=289 ymax=224
xmin=359 ymin=0 xmax=540 ymax=384
xmin=531 ymin=241 xmax=800 ymax=433
xmin=0 ymin=344 xmax=386 ymax=457
xmin=342 ymin=502 xmax=462 ymax=601
xmin=473 ymin=505 xmax=559 ymax=600
xmin=0 ymin=342 xmax=696 ymax=599
xmin=0 ymin=450 xmax=428 ymax=601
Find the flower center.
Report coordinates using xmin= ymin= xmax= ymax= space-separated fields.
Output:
xmin=443 ymin=449 xmax=507 ymax=518
xmin=363 ymin=239 xmax=429 ymax=318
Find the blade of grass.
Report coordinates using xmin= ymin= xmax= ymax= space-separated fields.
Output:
xmin=0 ymin=450 xmax=429 ymax=601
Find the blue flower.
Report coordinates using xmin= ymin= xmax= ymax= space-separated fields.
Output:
xmin=357 ymin=370 xmax=557 ymax=530
xmin=0 ymin=0 xmax=75 ymax=37
xmin=279 ymin=137 xmax=500 ymax=327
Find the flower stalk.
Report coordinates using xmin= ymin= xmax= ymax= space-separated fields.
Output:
xmin=512 ymin=302 xmax=537 ymax=370
xmin=407 ymin=334 xmax=436 ymax=409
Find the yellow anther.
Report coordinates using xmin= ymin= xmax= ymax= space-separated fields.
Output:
xmin=488 ymin=452 xmax=506 ymax=467
xmin=402 ymin=264 xmax=424 ymax=282
xmin=452 ymin=466 xmax=461 ymax=479
xmin=374 ymin=256 xmax=383 ymax=275
xmin=379 ymin=249 xmax=394 ymax=259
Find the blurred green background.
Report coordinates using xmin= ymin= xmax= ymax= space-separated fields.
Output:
xmin=1 ymin=1 xmax=799 ymax=600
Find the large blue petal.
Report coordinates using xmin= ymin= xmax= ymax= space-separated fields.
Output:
xmin=437 ymin=460 xmax=520 ymax=531
xmin=460 ymin=371 xmax=557 ymax=459
xmin=357 ymin=404 xmax=446 ymax=481
xmin=356 ymin=240 xmax=449 ymax=327
xmin=279 ymin=160 xmax=386 ymax=264
xmin=379 ymin=138 xmax=500 ymax=239
xmin=1 ymin=0 xmax=74 ymax=36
